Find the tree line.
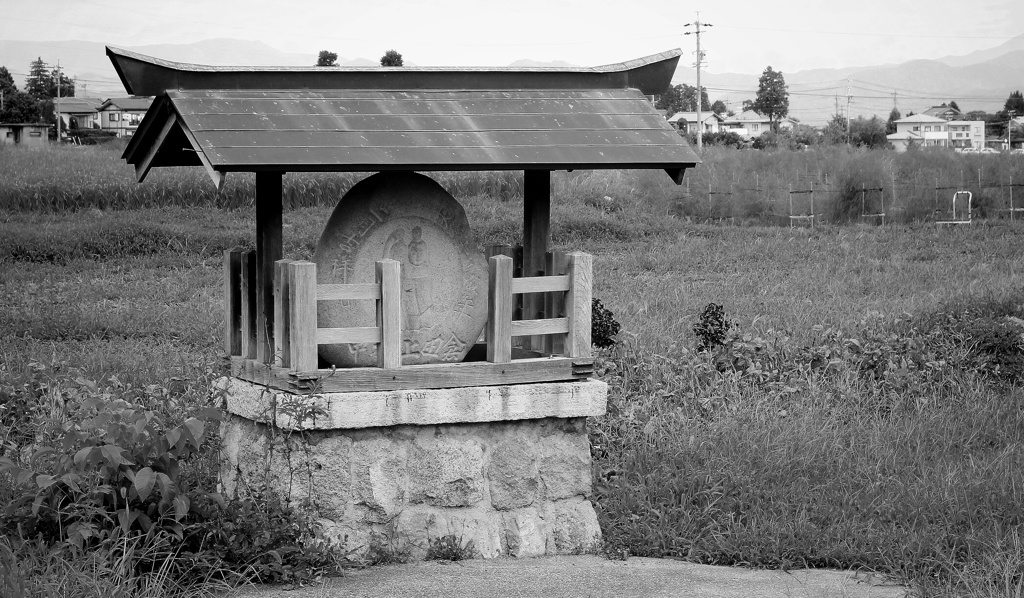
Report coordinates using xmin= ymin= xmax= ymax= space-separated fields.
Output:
xmin=0 ymin=57 xmax=75 ymax=125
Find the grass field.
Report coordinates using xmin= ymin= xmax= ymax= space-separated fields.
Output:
xmin=1 ymin=144 xmax=1023 ymax=596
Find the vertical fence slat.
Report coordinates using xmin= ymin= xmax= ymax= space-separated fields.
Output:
xmin=543 ymin=250 xmax=568 ymax=356
xmin=377 ymin=259 xmax=402 ymax=369
xmin=223 ymin=248 xmax=242 ymax=356
xmin=288 ymin=261 xmax=318 ymax=372
xmin=273 ymin=259 xmax=293 ymax=368
xmin=566 ymin=252 xmax=592 ymax=358
xmin=487 ymin=255 xmax=513 ymax=363
xmin=239 ymin=250 xmax=258 ymax=360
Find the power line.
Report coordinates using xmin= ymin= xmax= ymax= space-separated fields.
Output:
xmin=712 ymin=24 xmax=1019 ymax=40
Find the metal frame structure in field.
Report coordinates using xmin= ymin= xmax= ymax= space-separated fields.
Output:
xmin=109 ymin=47 xmax=700 ymax=385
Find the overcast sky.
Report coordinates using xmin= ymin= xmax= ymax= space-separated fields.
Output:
xmin=4 ymin=0 xmax=1023 ymax=74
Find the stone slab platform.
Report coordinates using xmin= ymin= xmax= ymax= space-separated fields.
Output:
xmin=218 ymin=376 xmax=607 ymax=430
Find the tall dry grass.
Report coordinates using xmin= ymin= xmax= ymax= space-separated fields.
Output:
xmin=5 ymin=143 xmax=1024 ymax=225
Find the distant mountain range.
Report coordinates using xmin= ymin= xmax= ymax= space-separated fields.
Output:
xmin=672 ymin=34 xmax=1024 ymax=125
xmin=2 ymin=36 xmax=1022 ymax=126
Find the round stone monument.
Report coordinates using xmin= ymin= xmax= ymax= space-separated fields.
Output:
xmin=314 ymin=172 xmax=489 ymax=367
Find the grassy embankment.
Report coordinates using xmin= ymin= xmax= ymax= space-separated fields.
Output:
xmin=1 ymin=143 xmax=1023 ymax=597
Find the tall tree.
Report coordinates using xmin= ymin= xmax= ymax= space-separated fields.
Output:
xmin=886 ymin=107 xmax=901 ymax=134
xmin=25 ymin=57 xmax=50 ymax=99
xmin=741 ymin=99 xmax=754 ymax=112
xmin=1005 ymin=91 xmax=1024 ymax=115
xmin=380 ymin=50 xmax=403 ymax=67
xmin=655 ymin=84 xmax=682 ymax=113
xmin=711 ymin=99 xmax=727 ymax=115
xmin=316 ymin=51 xmax=338 ymax=66
xmin=656 ymin=83 xmax=709 ymax=114
xmin=0 ymin=90 xmax=43 ymax=123
xmin=752 ymin=66 xmax=789 ymax=132
xmin=949 ymin=100 xmax=960 ymax=112
xmin=47 ymin=70 xmax=74 ymax=98
xmin=0 ymin=66 xmax=16 ymax=97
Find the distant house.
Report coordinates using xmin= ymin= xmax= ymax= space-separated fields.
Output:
xmin=0 ymin=123 xmax=51 ymax=146
xmin=667 ymin=111 xmax=724 ymax=135
xmin=55 ymin=97 xmax=105 ymax=131
xmin=886 ymin=113 xmax=984 ymax=151
xmin=721 ymin=110 xmax=798 ymax=139
xmin=99 ymin=97 xmax=153 ymax=137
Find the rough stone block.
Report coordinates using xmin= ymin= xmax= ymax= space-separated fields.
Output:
xmin=488 ymin=437 xmax=539 ymax=510
xmin=407 ymin=434 xmax=485 ymax=507
xmin=350 ymin=435 xmax=408 ymax=522
xmin=544 ymin=497 xmax=602 ymax=554
xmin=539 ymin=433 xmax=593 ymax=501
xmin=500 ymin=508 xmax=548 ymax=558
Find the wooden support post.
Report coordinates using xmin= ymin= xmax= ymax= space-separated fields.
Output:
xmin=273 ymin=259 xmax=293 ymax=368
xmin=288 ymin=261 xmax=318 ymax=372
xmin=377 ymin=259 xmax=402 ymax=369
xmin=223 ymin=248 xmax=243 ymax=356
xmin=565 ymin=252 xmax=592 ymax=358
xmin=239 ymin=250 xmax=258 ymax=360
xmin=256 ymin=171 xmax=283 ymax=364
xmin=487 ymin=255 xmax=513 ymax=363
xmin=523 ymin=170 xmax=551 ymax=350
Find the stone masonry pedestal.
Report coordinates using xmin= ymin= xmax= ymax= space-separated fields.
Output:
xmin=217 ymin=377 xmax=607 ymax=560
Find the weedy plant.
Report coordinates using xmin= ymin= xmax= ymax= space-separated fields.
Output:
xmin=592 ymin=298 xmax=622 ymax=349
xmin=424 ymin=534 xmax=478 ymax=561
xmin=693 ymin=303 xmax=732 ymax=353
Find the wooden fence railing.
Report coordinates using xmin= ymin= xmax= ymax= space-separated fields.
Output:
xmin=223 ymin=249 xmax=593 ymax=391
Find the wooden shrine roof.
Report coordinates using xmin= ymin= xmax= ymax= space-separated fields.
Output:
xmin=112 ymin=48 xmax=700 ymax=188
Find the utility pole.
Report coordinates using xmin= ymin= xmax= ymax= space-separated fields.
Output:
xmin=684 ymin=13 xmax=712 ymax=152
xmin=1008 ymin=110 xmax=1016 ymax=151
xmin=55 ymin=60 xmax=61 ymax=143
xmin=846 ymin=78 xmax=852 ymax=145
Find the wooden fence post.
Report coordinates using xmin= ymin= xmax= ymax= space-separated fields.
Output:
xmin=240 ymin=250 xmax=258 ymax=360
xmin=565 ymin=252 xmax=592 ymax=358
xmin=377 ymin=259 xmax=402 ymax=369
xmin=487 ymin=255 xmax=513 ymax=363
xmin=273 ymin=259 xmax=293 ymax=368
xmin=223 ymin=248 xmax=242 ymax=356
xmin=288 ymin=261 xmax=318 ymax=372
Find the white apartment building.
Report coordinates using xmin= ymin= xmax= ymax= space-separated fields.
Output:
xmin=886 ymin=113 xmax=985 ymax=152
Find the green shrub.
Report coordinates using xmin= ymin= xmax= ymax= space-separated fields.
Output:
xmin=693 ymin=303 xmax=731 ymax=352
xmin=592 ymin=299 xmax=621 ymax=349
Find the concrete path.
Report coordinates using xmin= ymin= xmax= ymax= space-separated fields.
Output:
xmin=231 ymin=555 xmax=910 ymax=598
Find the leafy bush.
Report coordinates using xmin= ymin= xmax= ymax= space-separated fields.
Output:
xmin=0 ymin=376 xmax=222 ymax=548
xmin=0 ymin=366 xmax=346 ymax=592
xmin=592 ymin=298 xmax=621 ymax=349
xmin=693 ymin=303 xmax=731 ymax=352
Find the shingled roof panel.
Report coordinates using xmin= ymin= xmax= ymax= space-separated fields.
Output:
xmin=115 ymin=49 xmax=700 ymax=186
